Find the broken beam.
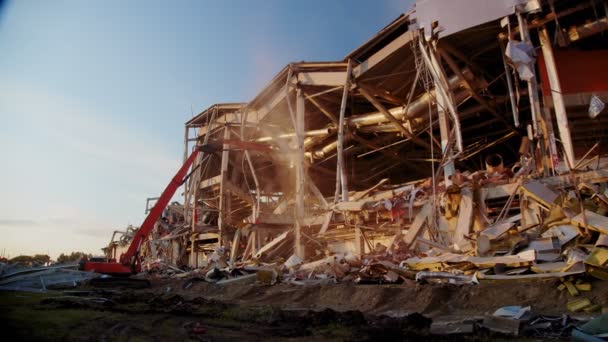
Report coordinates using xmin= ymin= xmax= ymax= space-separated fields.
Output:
xmin=358 ymin=86 xmax=432 ymax=151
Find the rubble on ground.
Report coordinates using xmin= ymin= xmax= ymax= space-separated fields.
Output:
xmin=0 ymin=264 xmax=97 ymax=292
xmin=5 ymin=1 xmax=608 ymax=340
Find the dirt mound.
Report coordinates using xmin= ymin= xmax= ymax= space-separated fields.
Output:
xmin=146 ymin=277 xmax=608 ymax=319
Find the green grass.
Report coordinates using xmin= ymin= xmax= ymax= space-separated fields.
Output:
xmin=0 ymin=291 xmax=130 ymax=341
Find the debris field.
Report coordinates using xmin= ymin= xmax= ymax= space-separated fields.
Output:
xmin=3 ymin=0 xmax=608 ymax=340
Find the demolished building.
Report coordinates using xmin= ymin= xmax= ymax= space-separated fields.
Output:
xmin=113 ymin=0 xmax=608 ymax=290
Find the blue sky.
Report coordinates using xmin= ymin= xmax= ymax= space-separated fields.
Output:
xmin=0 ymin=0 xmax=411 ymax=259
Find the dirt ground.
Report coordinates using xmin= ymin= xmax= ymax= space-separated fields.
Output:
xmin=148 ymin=276 xmax=608 ymax=319
xmin=1 ymin=278 xmax=606 ymax=341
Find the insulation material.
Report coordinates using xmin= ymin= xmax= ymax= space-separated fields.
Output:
xmin=505 ymin=40 xmax=536 ymax=81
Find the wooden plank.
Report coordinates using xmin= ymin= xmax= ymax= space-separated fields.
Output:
xmin=531 ymin=262 xmax=568 ymax=273
xmin=318 ymin=212 xmax=333 ymax=235
xmin=407 ymin=250 xmax=537 ymax=269
xmin=306 ymin=174 xmax=329 ymax=209
xmin=350 ymin=178 xmax=389 ymax=201
xmin=218 ymin=127 xmax=231 ymax=244
xmin=453 ymin=188 xmax=473 ymax=244
xmin=479 ymin=182 xmax=519 ymax=200
xmin=242 ymin=230 xmax=255 ymax=260
xmin=359 ymin=86 xmax=432 ymax=150
xmin=476 ymin=268 xmax=584 ymax=281
xmin=332 ymin=184 xmax=416 ymax=211
xmin=223 ymin=180 xmax=254 ymax=206
xmin=466 ymin=250 xmax=536 ymax=268
xmin=572 ymin=210 xmax=608 ymax=235
xmin=541 ymin=225 xmax=580 ymax=246
xmin=229 ymin=228 xmax=241 ymax=266
xmin=254 ymin=82 xmax=291 ymax=123
xmin=298 ymin=255 xmax=338 ymax=272
xmin=522 ymin=180 xmax=559 ymax=208
xmin=254 ymin=212 xmax=326 ymax=226
xmin=352 ymin=30 xmax=415 ymax=78
xmin=199 ymin=174 xmax=223 ymax=189
xmin=404 ymin=203 xmax=432 ymax=245
xmin=335 ymin=61 xmax=352 ymax=203
xmin=297 ymin=71 xmax=347 ymax=86
xmin=542 ymin=169 xmax=608 ymax=187
xmin=254 ymin=230 xmax=291 ymax=259
xmin=196 ymin=112 xmax=243 ymax=136
xmin=334 ymin=201 xmax=366 ymax=211
xmin=306 ymin=95 xmax=338 ymax=124
xmin=295 ymin=87 xmax=306 ymax=259
xmin=481 ymin=222 xmax=515 ymax=241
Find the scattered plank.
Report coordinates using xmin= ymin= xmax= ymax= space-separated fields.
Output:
xmin=572 ymin=210 xmax=608 ymax=235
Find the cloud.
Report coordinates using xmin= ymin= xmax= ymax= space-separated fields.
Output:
xmin=0 ymin=219 xmax=38 ymax=226
xmin=0 ymin=80 xmax=182 ymax=258
xmin=0 ymin=81 xmax=180 ymax=179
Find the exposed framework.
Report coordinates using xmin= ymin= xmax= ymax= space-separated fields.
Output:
xmin=140 ymin=0 xmax=608 ymax=268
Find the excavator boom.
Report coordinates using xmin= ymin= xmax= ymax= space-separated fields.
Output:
xmin=80 ymin=148 xmax=201 ymax=275
xmin=80 ymin=139 xmax=269 ymax=276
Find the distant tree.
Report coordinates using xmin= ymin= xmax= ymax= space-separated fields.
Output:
xmin=33 ymin=254 xmax=50 ymax=264
xmin=10 ymin=255 xmax=34 ymax=264
xmin=9 ymin=254 xmax=50 ymax=265
xmin=56 ymin=252 xmax=89 ymax=264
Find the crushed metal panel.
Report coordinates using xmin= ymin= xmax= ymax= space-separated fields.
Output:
xmin=572 ymin=210 xmax=608 ymax=235
xmin=541 ymin=225 xmax=580 ymax=247
xmin=352 ymin=30 xmax=416 ymax=78
xmin=521 ymin=180 xmax=560 ymax=207
xmin=297 ymin=71 xmax=347 ymax=86
xmin=414 ymin=0 xmax=517 ymax=39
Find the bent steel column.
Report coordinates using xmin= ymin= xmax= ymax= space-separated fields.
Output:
xmin=336 ymin=61 xmax=352 ymax=202
xmin=539 ymin=27 xmax=575 ymax=166
xmin=295 ymin=87 xmax=306 ymax=259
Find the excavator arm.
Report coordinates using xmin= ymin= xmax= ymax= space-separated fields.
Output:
xmin=80 ymin=148 xmax=202 ymax=275
xmin=80 ymin=139 xmax=272 ymax=276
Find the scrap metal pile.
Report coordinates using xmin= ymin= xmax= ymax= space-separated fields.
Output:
xmin=141 ymin=165 xmax=608 ymax=293
xmin=0 ymin=263 xmax=96 ymax=292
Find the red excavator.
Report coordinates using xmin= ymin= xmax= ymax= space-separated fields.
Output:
xmin=79 ymin=140 xmax=271 ymax=276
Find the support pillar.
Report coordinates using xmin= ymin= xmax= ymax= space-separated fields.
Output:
xmin=539 ymin=27 xmax=575 ymax=166
xmin=515 ymin=9 xmax=556 ymax=176
xmin=183 ymin=126 xmax=189 ymax=163
xmin=419 ymin=39 xmax=458 ymax=183
xmin=218 ymin=127 xmax=231 ymax=246
xmin=183 ymin=126 xmax=190 ymax=226
xmin=516 ymin=10 xmax=543 ymax=136
xmin=336 ymin=61 xmax=352 ymax=202
xmin=354 ymin=226 xmax=364 ymax=256
xmin=436 ymin=85 xmax=455 ymax=184
xmin=295 ymin=87 xmax=306 ymax=259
